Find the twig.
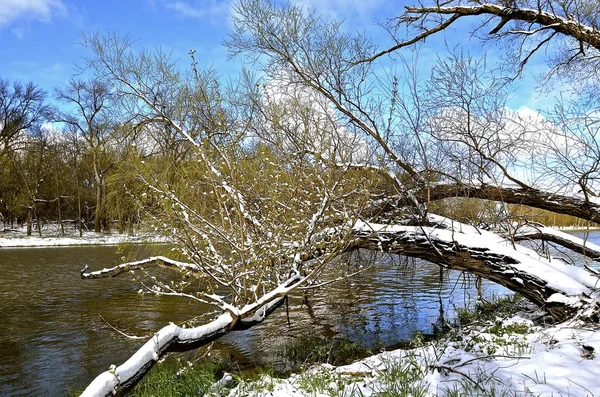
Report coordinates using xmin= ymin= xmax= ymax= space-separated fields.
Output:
xmin=454 ymin=354 xmax=530 ymax=368
xmin=97 ymin=313 xmax=148 ymax=340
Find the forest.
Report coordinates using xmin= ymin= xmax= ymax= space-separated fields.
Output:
xmin=3 ymin=0 xmax=600 ymax=395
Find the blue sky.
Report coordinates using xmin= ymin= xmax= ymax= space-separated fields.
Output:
xmin=0 ymin=0 xmax=239 ymax=93
xmin=0 ymin=0 xmax=555 ymax=112
xmin=0 ymin=0 xmax=403 ymax=91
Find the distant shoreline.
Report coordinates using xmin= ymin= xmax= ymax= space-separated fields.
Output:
xmin=0 ymin=231 xmax=167 ymax=248
xmin=552 ymin=226 xmax=600 ymax=231
xmin=2 ymin=224 xmax=598 ymax=248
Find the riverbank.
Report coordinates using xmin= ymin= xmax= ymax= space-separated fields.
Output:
xmin=0 ymin=233 xmax=167 ymax=247
xmin=3 ymin=223 xmax=595 ymax=248
xmin=130 ymin=297 xmax=600 ymax=396
xmin=226 ymin=309 xmax=599 ymax=396
xmin=554 ymin=225 xmax=600 ymax=231
xmin=0 ymin=225 xmax=167 ymax=247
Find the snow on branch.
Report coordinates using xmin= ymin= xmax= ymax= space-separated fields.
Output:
xmin=80 ymin=314 xmax=234 ymax=397
xmin=80 ymin=256 xmax=200 ymax=279
xmin=84 ymin=37 xmax=266 ymax=238
xmin=351 ymin=218 xmax=600 ymax=320
xmin=357 ymin=2 xmax=600 ymax=65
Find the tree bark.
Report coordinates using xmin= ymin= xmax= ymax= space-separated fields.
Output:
xmin=93 ymin=151 xmax=102 ymax=233
xmin=26 ymin=207 xmax=32 ymax=236
xmin=404 ymin=3 xmax=600 ymax=51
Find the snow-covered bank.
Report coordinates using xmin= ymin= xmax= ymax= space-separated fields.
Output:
xmin=226 ymin=310 xmax=600 ymax=396
xmin=553 ymin=226 xmax=600 ymax=232
xmin=0 ymin=231 xmax=167 ymax=247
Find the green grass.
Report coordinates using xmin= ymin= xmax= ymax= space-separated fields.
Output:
xmin=374 ymin=354 xmax=429 ymax=397
xmin=297 ymin=369 xmax=349 ymax=396
xmin=128 ymin=355 xmax=231 ymax=397
xmin=456 ymin=294 xmax=524 ymax=326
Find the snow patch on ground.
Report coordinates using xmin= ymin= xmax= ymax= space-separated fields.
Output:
xmin=0 ymin=228 xmax=167 ymax=247
xmin=226 ymin=313 xmax=600 ymax=396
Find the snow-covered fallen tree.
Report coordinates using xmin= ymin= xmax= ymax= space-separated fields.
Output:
xmin=77 ymin=0 xmax=600 ymax=394
xmin=79 ymin=271 xmax=303 ymax=396
xmin=351 ymin=216 xmax=600 ymax=321
xmin=79 ymin=211 xmax=600 ymax=395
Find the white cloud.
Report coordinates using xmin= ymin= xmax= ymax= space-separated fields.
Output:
xmin=162 ymin=0 xmax=234 ymax=23
xmin=262 ymin=73 xmax=370 ymax=163
xmin=0 ymin=0 xmax=66 ymax=27
xmin=290 ymin=0 xmax=384 ymax=22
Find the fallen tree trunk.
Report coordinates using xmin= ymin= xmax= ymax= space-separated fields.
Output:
xmin=368 ymin=184 xmax=600 ymax=224
xmin=80 ymin=215 xmax=600 ymax=396
xmin=80 ymin=272 xmax=302 ymax=397
xmin=351 ymin=218 xmax=600 ymax=321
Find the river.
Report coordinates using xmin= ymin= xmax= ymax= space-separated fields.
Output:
xmin=1 ymin=231 xmax=596 ymax=395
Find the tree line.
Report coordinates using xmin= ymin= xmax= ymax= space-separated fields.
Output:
xmin=0 ymin=75 xmax=201 ymax=236
xmin=0 ymin=73 xmax=589 ymax=238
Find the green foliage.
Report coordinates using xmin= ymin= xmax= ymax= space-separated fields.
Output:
xmin=129 ymin=355 xmax=229 ymax=397
xmin=488 ymin=321 xmax=530 ymax=336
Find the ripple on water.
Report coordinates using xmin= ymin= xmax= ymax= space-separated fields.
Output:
xmin=0 ymin=241 xmax=540 ymax=395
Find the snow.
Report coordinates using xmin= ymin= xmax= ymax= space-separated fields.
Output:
xmin=80 ymin=274 xmax=302 ymax=396
xmin=547 ymin=293 xmax=582 ymax=306
xmin=227 ymin=312 xmax=600 ymax=396
xmin=81 ymin=314 xmax=234 ymax=397
xmin=353 ymin=219 xmax=600 ymax=297
xmin=0 ymin=231 xmax=167 ymax=247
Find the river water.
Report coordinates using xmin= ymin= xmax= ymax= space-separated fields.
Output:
xmin=1 ymin=231 xmax=596 ymax=395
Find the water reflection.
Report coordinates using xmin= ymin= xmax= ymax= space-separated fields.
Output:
xmin=225 ymin=252 xmax=505 ymax=366
xmin=0 ymin=239 xmax=543 ymax=395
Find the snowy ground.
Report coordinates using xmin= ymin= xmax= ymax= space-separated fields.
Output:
xmin=0 ymin=224 xmax=167 ymax=247
xmin=225 ymin=308 xmax=600 ymax=396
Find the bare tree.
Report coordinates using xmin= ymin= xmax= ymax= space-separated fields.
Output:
xmin=0 ymin=77 xmax=53 ymax=159
xmin=76 ymin=32 xmax=380 ymax=395
xmin=226 ymin=0 xmax=600 ymax=316
xmin=56 ymin=78 xmax=115 ymax=233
